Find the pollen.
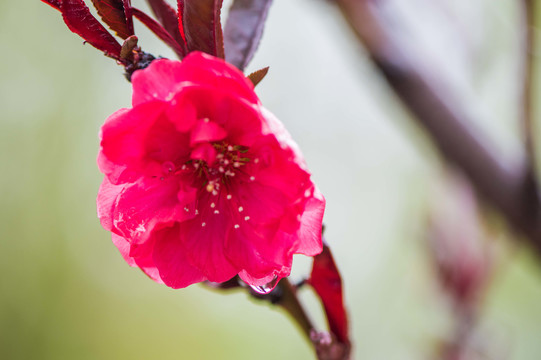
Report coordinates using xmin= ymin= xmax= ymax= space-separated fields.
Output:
xmin=210 ymin=203 xmax=216 ymax=208
xmin=244 ymin=216 xmax=250 ymax=221
xmin=227 ymin=194 xmax=232 ymax=200
xmin=206 ymin=183 xmax=214 ymax=192
xmin=238 ymin=206 xmax=243 ymax=212
xmin=234 ymin=224 xmax=240 ymax=229
xmin=202 ymin=222 xmax=206 ymax=227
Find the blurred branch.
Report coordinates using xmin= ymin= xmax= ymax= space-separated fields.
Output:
xmin=521 ymin=0 xmax=538 ymax=186
xmin=331 ymin=0 xmax=541 ymax=256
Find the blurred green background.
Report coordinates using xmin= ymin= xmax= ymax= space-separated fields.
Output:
xmin=2 ymin=0 xmax=541 ymax=359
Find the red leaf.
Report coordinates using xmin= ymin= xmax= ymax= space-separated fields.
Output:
xmin=131 ymin=7 xmax=185 ymax=59
xmin=90 ymin=0 xmax=134 ymax=39
xmin=224 ymin=0 xmax=273 ymax=70
xmin=61 ymin=0 xmax=122 ymax=59
xmin=309 ymin=243 xmax=350 ymax=346
xmin=247 ymin=66 xmax=269 ymax=87
xmin=180 ymin=0 xmax=224 ymax=58
xmin=41 ymin=0 xmax=61 ymax=11
xmin=145 ymin=0 xmax=187 ymax=55
xmin=177 ymin=0 xmax=185 ymax=42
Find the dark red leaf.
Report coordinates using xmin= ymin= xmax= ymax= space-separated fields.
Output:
xmin=145 ymin=0 xmax=187 ymax=55
xmin=131 ymin=7 xmax=185 ymax=59
xmin=247 ymin=66 xmax=269 ymax=87
xmin=309 ymin=243 xmax=350 ymax=346
xmin=224 ymin=0 xmax=272 ymax=70
xmin=177 ymin=0 xmax=185 ymax=42
xmin=90 ymin=0 xmax=134 ymax=39
xmin=41 ymin=0 xmax=61 ymax=11
xmin=61 ymin=0 xmax=122 ymax=59
xmin=180 ymin=0 xmax=224 ymax=58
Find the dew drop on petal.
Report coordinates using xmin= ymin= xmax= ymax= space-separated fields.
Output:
xmin=249 ymin=276 xmax=279 ymax=295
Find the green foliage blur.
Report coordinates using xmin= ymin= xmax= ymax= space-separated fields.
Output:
xmin=2 ymin=1 xmax=541 ymax=359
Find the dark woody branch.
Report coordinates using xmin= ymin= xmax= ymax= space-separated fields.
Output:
xmin=331 ymin=0 xmax=541 ymax=254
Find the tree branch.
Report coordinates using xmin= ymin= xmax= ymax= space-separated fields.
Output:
xmin=331 ymin=0 xmax=541 ymax=254
xmin=522 ymin=0 xmax=536 ymax=165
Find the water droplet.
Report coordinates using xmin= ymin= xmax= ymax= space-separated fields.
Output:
xmin=250 ymin=276 xmax=279 ymax=295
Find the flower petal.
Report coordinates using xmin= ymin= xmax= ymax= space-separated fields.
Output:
xmin=132 ymin=59 xmax=187 ymax=106
xmin=97 ymin=176 xmax=123 ymax=232
xmin=180 ymin=193 xmax=238 ymax=282
xmin=190 ymin=118 xmax=227 ymax=145
xmin=111 ymin=233 xmax=164 ymax=284
xmin=178 ymin=52 xmax=259 ymax=105
xmin=153 ymin=225 xmax=206 ymax=288
xmin=111 ymin=176 xmax=196 ymax=245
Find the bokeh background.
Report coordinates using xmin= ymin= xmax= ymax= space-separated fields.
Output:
xmin=2 ymin=0 xmax=541 ymax=359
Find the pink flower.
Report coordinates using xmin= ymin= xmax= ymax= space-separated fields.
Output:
xmin=97 ymin=52 xmax=325 ymax=289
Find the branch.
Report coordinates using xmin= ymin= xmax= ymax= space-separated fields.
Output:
xmin=331 ymin=0 xmax=541 ymax=253
xmin=521 ymin=0 xmax=538 ymax=186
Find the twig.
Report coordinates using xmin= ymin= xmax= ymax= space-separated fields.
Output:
xmin=331 ymin=0 xmax=541 ymax=256
xmin=276 ymin=278 xmax=315 ymax=341
xmin=522 ymin=0 xmax=536 ymax=167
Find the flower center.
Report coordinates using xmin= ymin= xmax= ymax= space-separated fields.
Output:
xmin=195 ymin=141 xmax=251 ymax=195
